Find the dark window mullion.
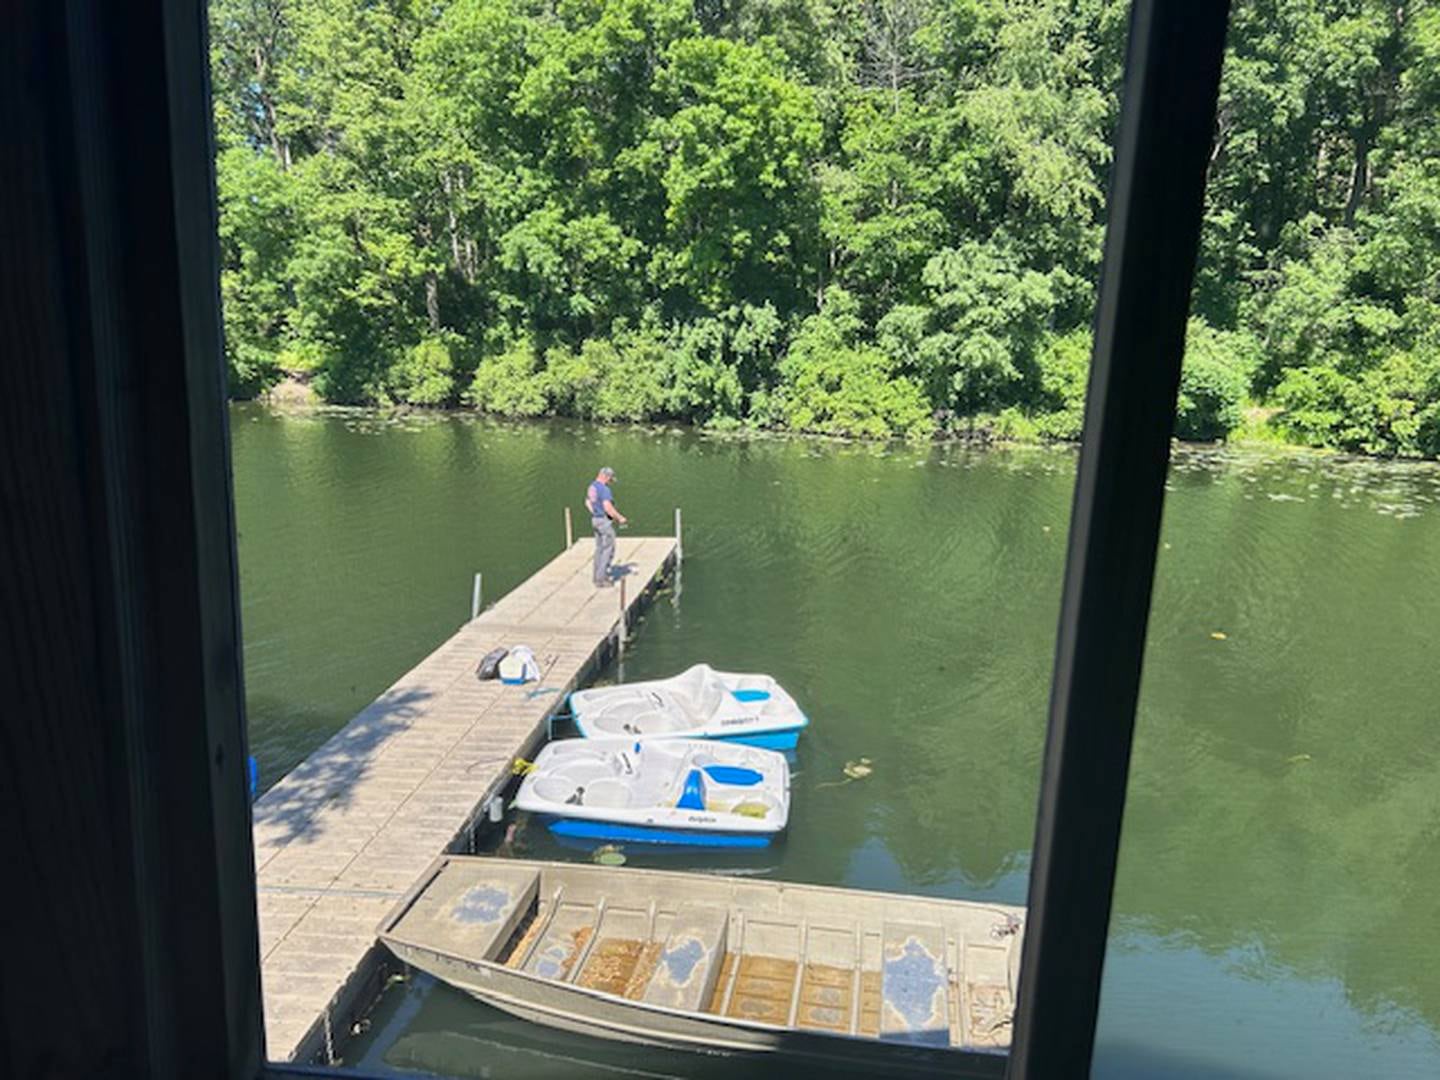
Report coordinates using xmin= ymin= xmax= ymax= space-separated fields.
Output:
xmin=1007 ymin=3 xmax=1233 ymax=1078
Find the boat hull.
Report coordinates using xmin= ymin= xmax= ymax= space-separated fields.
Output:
xmin=718 ymin=727 xmax=803 ymax=750
xmin=543 ymin=816 xmax=774 ymax=848
xmin=388 ymin=938 xmax=1006 ymax=1078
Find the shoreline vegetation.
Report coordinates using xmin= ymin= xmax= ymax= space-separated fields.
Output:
xmin=245 ymin=382 xmax=1363 ymax=463
xmin=214 ymin=0 xmax=1440 ymax=460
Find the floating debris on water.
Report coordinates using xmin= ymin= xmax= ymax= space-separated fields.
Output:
xmin=1210 ymin=631 xmax=1228 ymax=640
xmin=843 ymin=758 xmax=874 ymax=780
xmin=818 ymin=758 xmax=874 ymax=788
xmin=593 ymin=844 xmax=627 ymax=866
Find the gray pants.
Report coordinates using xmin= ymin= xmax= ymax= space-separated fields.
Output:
xmin=592 ymin=516 xmax=615 ymax=585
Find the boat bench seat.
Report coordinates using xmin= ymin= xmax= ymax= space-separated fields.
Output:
xmin=389 ymin=860 xmax=540 ymax=964
xmin=641 ymin=903 xmax=729 ymax=1012
xmin=879 ymin=921 xmax=951 ymax=1047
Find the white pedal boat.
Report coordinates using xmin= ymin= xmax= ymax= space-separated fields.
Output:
xmin=570 ymin=665 xmax=809 ymax=749
xmin=513 ymin=738 xmax=790 ymax=848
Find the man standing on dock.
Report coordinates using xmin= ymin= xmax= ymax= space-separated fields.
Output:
xmin=586 ymin=466 xmax=627 ymax=587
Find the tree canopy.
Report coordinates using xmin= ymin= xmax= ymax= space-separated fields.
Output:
xmin=212 ymin=0 xmax=1440 ymax=456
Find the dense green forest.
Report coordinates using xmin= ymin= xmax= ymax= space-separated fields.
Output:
xmin=212 ymin=0 xmax=1440 ymax=455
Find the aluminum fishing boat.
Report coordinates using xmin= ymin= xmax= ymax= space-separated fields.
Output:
xmin=378 ymin=857 xmax=1022 ymax=1076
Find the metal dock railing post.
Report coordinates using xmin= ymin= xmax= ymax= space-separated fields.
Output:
xmin=470 ymin=572 xmax=483 ymax=621
xmin=564 ymin=506 xmax=573 ymax=549
xmin=674 ymin=506 xmax=683 ymax=562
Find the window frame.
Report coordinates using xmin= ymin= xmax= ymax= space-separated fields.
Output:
xmin=1006 ymin=3 xmax=1234 ymax=1076
xmin=6 ymin=0 xmax=1232 ymax=1077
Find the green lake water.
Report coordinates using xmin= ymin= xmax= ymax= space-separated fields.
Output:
xmin=232 ymin=404 xmax=1440 ymax=1079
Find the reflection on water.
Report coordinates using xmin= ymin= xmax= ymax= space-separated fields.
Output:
xmin=232 ymin=406 xmax=1440 ymax=1078
xmin=352 ymin=973 xmax=814 ymax=1079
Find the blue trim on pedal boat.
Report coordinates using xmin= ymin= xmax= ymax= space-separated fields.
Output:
xmin=730 ymin=688 xmax=772 ymax=703
xmin=568 ymin=711 xmax=808 ymax=748
xmin=700 ymin=764 xmax=763 ymax=786
xmin=676 ymin=769 xmax=706 ymax=810
xmin=718 ymin=730 xmax=800 ymax=750
xmin=570 ymin=707 xmax=593 ymax=739
xmin=544 ymin=818 xmax=773 ymax=848
xmin=715 ymin=713 xmax=808 ymax=750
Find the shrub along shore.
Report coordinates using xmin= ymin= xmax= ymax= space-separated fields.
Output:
xmin=214 ymin=0 xmax=1440 ymax=458
xmin=250 ymin=378 xmax=1338 ymax=461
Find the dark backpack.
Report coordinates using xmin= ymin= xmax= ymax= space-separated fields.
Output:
xmin=475 ymin=647 xmax=508 ymax=681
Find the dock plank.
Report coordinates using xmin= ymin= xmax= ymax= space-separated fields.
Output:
xmin=253 ymin=535 xmax=676 ymax=1061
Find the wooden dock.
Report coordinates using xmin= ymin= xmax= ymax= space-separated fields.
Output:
xmin=251 ymin=533 xmax=678 ymax=1062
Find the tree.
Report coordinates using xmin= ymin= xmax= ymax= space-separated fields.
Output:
xmin=208 ymin=0 xmax=1440 ymax=458
xmin=646 ymin=36 xmax=823 ymax=312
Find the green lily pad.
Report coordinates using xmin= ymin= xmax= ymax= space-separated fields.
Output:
xmin=593 ymin=844 xmax=627 ymax=866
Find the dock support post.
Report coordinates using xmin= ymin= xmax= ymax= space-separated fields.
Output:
xmin=618 ymin=578 xmax=627 ymax=657
xmin=674 ymin=507 xmax=683 ymax=562
xmin=565 ymin=506 xmax=573 ymax=550
xmin=470 ymin=572 xmax=483 ymax=621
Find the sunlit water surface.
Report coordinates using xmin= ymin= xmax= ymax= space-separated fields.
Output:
xmin=232 ymin=405 xmax=1440 ymax=1078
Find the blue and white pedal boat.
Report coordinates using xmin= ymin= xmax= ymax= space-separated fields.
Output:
xmin=513 ymin=738 xmax=790 ymax=849
xmin=569 ymin=664 xmax=809 ymax=749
